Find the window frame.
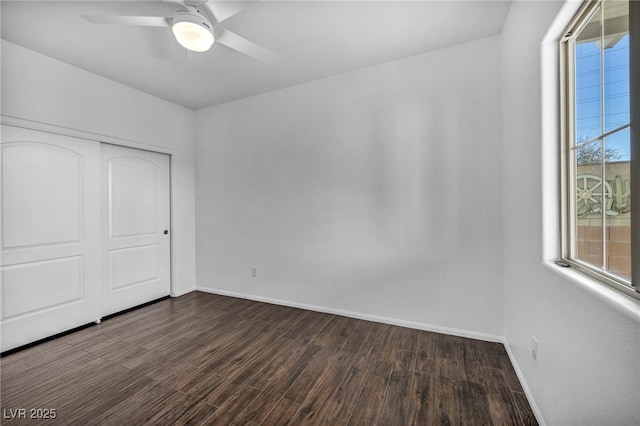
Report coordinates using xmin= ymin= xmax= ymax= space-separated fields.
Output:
xmin=559 ymin=0 xmax=638 ymax=300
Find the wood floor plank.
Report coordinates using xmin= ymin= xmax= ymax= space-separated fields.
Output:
xmin=1 ymin=341 xmax=81 ymax=377
xmin=16 ymin=362 xmax=142 ymax=423
xmin=65 ymin=332 xmax=123 ymax=353
xmin=284 ymin=347 xmax=336 ymax=403
xmin=293 ymin=311 xmax=335 ymax=344
xmin=183 ymin=326 xmax=264 ymax=373
xmin=475 ymin=340 xmax=505 ymax=369
xmin=416 ymin=331 xmax=438 ymax=372
xmin=41 ymin=361 xmax=131 ymax=399
xmin=311 ymin=315 xmax=360 ymax=352
xmin=232 ymin=417 xmax=258 ymax=426
xmin=128 ymin=314 xmax=203 ymax=349
xmin=86 ymin=381 xmax=182 ymax=425
xmin=340 ymin=320 xmax=372 ymax=354
xmin=323 ymin=354 xmax=374 ymax=421
xmin=463 ymin=339 xmax=485 ymax=384
xmin=176 ymin=323 xmax=254 ymax=367
xmin=357 ymin=321 xmax=391 ymax=357
xmin=500 ymin=355 xmax=526 ymax=393
xmin=377 ymin=350 xmax=414 ymax=426
xmin=258 ymin=396 xmax=301 ymax=426
xmin=459 ymin=380 xmax=493 ymax=426
xmin=55 ymin=324 xmax=105 ymax=346
xmin=1 ymin=292 xmax=536 ymax=426
xmin=447 ymin=336 xmax=469 ymax=381
xmin=1 ymin=354 xmax=108 ymax=409
xmin=376 ymin=323 xmax=404 ymax=363
xmin=406 ymin=370 xmax=436 ymax=425
xmin=315 ymin=415 xmax=348 ymax=426
xmin=246 ymin=338 xmax=309 ymax=390
xmin=108 ymin=312 xmax=187 ymax=342
xmin=155 ymin=337 xmax=205 ymax=362
xmin=89 ymin=338 xmax=147 ymax=364
xmin=266 ymin=306 xmax=309 ymax=335
xmin=347 ymin=359 xmax=393 ymax=425
xmin=1 ymin=349 xmax=102 ymax=392
xmin=147 ymin=394 xmax=218 ymax=426
xmin=171 ymin=361 xmax=227 ymax=396
xmin=62 ymin=370 xmax=154 ymax=424
xmin=395 ymin=326 xmax=419 ymax=353
xmin=204 ymin=385 xmax=261 ymax=424
xmin=512 ymin=391 xmax=539 ymax=426
xmin=291 ymin=351 xmax=355 ymax=425
xmin=202 ymin=336 xmax=299 ymax=409
xmin=238 ymin=345 xmax=321 ymax=423
xmin=481 ymin=366 xmax=522 ymax=426
xmin=435 ymin=357 xmax=459 ymax=380
xmin=434 ymin=377 xmax=461 ymax=426
xmin=281 ymin=309 xmax=314 ymax=339
xmin=204 ymin=331 xmax=290 ymax=386
xmin=141 ymin=316 xmax=209 ymax=350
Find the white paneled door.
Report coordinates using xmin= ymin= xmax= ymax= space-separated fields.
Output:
xmin=1 ymin=126 xmax=101 ymax=351
xmin=101 ymin=144 xmax=170 ymax=317
xmin=0 ymin=126 xmax=171 ymax=352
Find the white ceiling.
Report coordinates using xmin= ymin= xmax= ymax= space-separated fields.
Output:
xmin=1 ymin=1 xmax=512 ymax=110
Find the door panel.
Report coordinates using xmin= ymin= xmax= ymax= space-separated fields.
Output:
xmin=1 ymin=125 xmax=101 ymax=352
xmin=109 ymin=158 xmax=159 ymax=238
xmin=2 ymin=142 xmax=82 ymax=248
xmin=2 ymin=256 xmax=83 ymax=318
xmin=109 ymin=244 xmax=158 ymax=291
xmin=101 ymin=144 xmax=170 ymax=316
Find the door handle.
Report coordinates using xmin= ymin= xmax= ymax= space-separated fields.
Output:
xmin=163 ymin=230 xmax=169 ymax=235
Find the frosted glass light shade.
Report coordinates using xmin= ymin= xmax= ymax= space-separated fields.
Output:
xmin=172 ymin=13 xmax=214 ymax=52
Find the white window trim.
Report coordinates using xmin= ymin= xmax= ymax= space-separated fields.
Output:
xmin=543 ymin=0 xmax=639 ymax=305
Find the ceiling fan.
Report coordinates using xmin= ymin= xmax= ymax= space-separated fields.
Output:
xmin=82 ymin=0 xmax=280 ymax=64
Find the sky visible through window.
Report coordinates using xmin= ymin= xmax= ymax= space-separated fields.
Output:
xmin=575 ymin=34 xmax=630 ymax=160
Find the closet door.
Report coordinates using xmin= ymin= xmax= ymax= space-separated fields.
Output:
xmin=101 ymin=144 xmax=171 ymax=317
xmin=0 ymin=125 xmax=101 ymax=352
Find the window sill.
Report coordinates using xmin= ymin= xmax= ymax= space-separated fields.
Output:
xmin=543 ymin=260 xmax=640 ymax=323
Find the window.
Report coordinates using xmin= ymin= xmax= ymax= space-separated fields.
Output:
xmin=560 ymin=0 xmax=638 ymax=299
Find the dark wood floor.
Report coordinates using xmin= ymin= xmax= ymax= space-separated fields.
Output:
xmin=1 ymin=292 xmax=537 ymax=425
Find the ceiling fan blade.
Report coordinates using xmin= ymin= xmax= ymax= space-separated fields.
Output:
xmin=202 ymin=1 xmax=257 ymax=24
xmin=82 ymin=15 xmax=171 ymax=27
xmin=215 ymin=26 xmax=281 ymax=64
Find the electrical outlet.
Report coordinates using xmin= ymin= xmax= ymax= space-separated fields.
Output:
xmin=251 ymin=267 xmax=258 ymax=278
xmin=531 ymin=336 xmax=539 ymax=362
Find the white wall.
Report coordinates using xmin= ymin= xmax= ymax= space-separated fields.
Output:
xmin=501 ymin=2 xmax=640 ymax=425
xmin=195 ymin=35 xmax=504 ymax=338
xmin=1 ymin=40 xmax=197 ymax=296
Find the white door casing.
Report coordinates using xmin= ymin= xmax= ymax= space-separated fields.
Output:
xmin=101 ymin=143 xmax=171 ymax=317
xmin=0 ymin=125 xmax=101 ymax=351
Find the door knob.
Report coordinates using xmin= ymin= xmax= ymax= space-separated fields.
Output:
xmin=163 ymin=230 xmax=169 ymax=235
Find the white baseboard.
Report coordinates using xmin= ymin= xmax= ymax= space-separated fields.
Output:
xmin=503 ymin=340 xmax=546 ymax=426
xmin=196 ymin=286 xmax=504 ymax=343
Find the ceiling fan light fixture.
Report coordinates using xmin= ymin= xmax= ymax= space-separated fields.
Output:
xmin=172 ymin=12 xmax=214 ymax=52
